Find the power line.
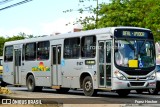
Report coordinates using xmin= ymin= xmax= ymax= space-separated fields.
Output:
xmin=0 ymin=0 xmax=14 ymax=5
xmin=0 ymin=0 xmax=33 ymax=11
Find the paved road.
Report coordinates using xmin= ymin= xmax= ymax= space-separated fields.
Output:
xmin=1 ymin=86 xmax=160 ymax=106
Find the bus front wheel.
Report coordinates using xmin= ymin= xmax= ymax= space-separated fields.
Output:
xmin=148 ymin=88 xmax=159 ymax=95
xmin=117 ymin=89 xmax=130 ymax=97
xmin=26 ymin=75 xmax=42 ymax=92
xmin=82 ymin=76 xmax=97 ymax=96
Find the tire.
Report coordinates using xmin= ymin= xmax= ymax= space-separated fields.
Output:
xmin=117 ymin=90 xmax=130 ymax=97
xmin=148 ymin=88 xmax=159 ymax=95
xmin=82 ymin=76 xmax=97 ymax=96
xmin=56 ymin=88 xmax=70 ymax=94
xmin=26 ymin=75 xmax=43 ymax=92
xmin=136 ymin=90 xmax=143 ymax=94
xmin=1 ymin=80 xmax=7 ymax=87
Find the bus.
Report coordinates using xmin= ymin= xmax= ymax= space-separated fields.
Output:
xmin=2 ymin=27 xmax=156 ymax=96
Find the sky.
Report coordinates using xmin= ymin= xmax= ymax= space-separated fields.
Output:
xmin=0 ymin=0 xmax=109 ymax=37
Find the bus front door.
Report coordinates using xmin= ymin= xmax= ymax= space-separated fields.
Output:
xmin=14 ymin=49 xmax=22 ymax=85
xmin=51 ymin=45 xmax=61 ymax=86
xmin=98 ymin=40 xmax=112 ymax=88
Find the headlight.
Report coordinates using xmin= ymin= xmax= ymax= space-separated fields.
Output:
xmin=147 ymin=72 xmax=156 ymax=80
xmin=114 ymin=71 xmax=127 ymax=80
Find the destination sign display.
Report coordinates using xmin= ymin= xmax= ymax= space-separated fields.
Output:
xmin=114 ymin=29 xmax=153 ymax=39
xmin=122 ymin=31 xmax=146 ymax=37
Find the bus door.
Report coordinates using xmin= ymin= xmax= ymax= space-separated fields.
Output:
xmin=51 ymin=45 xmax=61 ymax=86
xmin=98 ymin=40 xmax=112 ymax=88
xmin=14 ymin=48 xmax=22 ymax=85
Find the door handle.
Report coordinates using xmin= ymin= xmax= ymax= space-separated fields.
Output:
xmin=22 ymin=63 xmax=24 ymax=65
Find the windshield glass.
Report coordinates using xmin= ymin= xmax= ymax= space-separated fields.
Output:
xmin=114 ymin=39 xmax=155 ymax=68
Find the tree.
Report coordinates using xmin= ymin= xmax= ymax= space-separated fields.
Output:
xmin=64 ymin=0 xmax=101 ymax=30
xmin=0 ymin=37 xmax=5 ymax=56
xmin=72 ymin=0 xmax=160 ymax=41
xmin=89 ymin=0 xmax=160 ymax=41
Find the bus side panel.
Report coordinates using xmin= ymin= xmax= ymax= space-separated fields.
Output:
xmin=61 ymin=59 xmax=82 ymax=88
xmin=23 ymin=60 xmax=51 ymax=87
xmin=61 ymin=59 xmax=98 ymax=89
xmin=3 ymin=62 xmax=14 ymax=84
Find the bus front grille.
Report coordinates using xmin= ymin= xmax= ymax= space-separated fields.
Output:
xmin=127 ymin=77 xmax=147 ymax=81
xmin=130 ymin=82 xmax=145 ymax=86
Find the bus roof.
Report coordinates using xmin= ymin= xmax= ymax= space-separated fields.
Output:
xmin=4 ymin=26 xmax=151 ymax=46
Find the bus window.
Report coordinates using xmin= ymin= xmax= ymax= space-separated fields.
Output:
xmin=64 ymin=37 xmax=80 ymax=59
xmin=4 ymin=46 xmax=13 ymax=62
xmin=37 ymin=41 xmax=50 ymax=60
xmin=106 ymin=42 xmax=111 ymax=63
xmin=25 ymin=43 xmax=36 ymax=61
xmin=22 ymin=44 xmax=25 ymax=61
xmin=81 ymin=36 xmax=96 ymax=58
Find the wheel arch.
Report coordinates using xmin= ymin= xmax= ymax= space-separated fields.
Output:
xmin=26 ymin=72 xmax=35 ymax=85
xmin=79 ymin=72 xmax=93 ymax=88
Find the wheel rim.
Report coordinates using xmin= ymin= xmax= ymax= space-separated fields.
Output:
xmin=149 ymin=88 xmax=155 ymax=93
xmin=28 ymin=79 xmax=33 ymax=89
xmin=85 ymin=81 xmax=92 ymax=91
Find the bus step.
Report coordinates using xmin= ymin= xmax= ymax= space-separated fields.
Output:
xmin=52 ymin=86 xmax=60 ymax=89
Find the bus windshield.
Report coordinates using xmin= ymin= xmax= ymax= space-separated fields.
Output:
xmin=114 ymin=39 xmax=155 ymax=69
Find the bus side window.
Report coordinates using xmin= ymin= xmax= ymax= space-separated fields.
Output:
xmin=81 ymin=36 xmax=96 ymax=58
xmin=37 ymin=41 xmax=50 ymax=60
xmin=106 ymin=42 xmax=111 ymax=63
xmin=25 ymin=43 xmax=36 ymax=61
xmin=22 ymin=44 xmax=25 ymax=61
xmin=64 ymin=37 xmax=80 ymax=59
xmin=4 ymin=46 xmax=13 ymax=62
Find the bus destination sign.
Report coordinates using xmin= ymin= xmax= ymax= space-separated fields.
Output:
xmin=114 ymin=29 xmax=153 ymax=39
xmin=122 ymin=31 xmax=146 ymax=37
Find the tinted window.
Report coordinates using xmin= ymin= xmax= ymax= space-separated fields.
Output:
xmin=22 ymin=44 xmax=25 ymax=61
xmin=37 ymin=41 xmax=50 ymax=60
xmin=4 ymin=46 xmax=13 ymax=62
xmin=25 ymin=43 xmax=36 ymax=60
xmin=64 ymin=38 xmax=80 ymax=59
xmin=81 ymin=36 xmax=96 ymax=58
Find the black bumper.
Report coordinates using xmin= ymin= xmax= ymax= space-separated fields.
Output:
xmin=156 ymin=81 xmax=160 ymax=89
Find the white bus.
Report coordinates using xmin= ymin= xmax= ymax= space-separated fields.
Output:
xmin=3 ymin=27 xmax=156 ymax=96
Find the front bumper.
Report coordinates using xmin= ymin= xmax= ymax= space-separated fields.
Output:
xmin=112 ymin=78 xmax=156 ymax=90
xmin=156 ymin=81 xmax=160 ymax=89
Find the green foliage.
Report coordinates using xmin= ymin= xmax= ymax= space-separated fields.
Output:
xmin=76 ymin=0 xmax=160 ymax=41
xmin=0 ymin=37 xmax=5 ymax=56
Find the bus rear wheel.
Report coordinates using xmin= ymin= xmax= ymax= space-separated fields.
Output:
xmin=83 ymin=76 xmax=97 ymax=96
xmin=117 ymin=89 xmax=130 ymax=97
xmin=27 ymin=75 xmax=42 ymax=92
